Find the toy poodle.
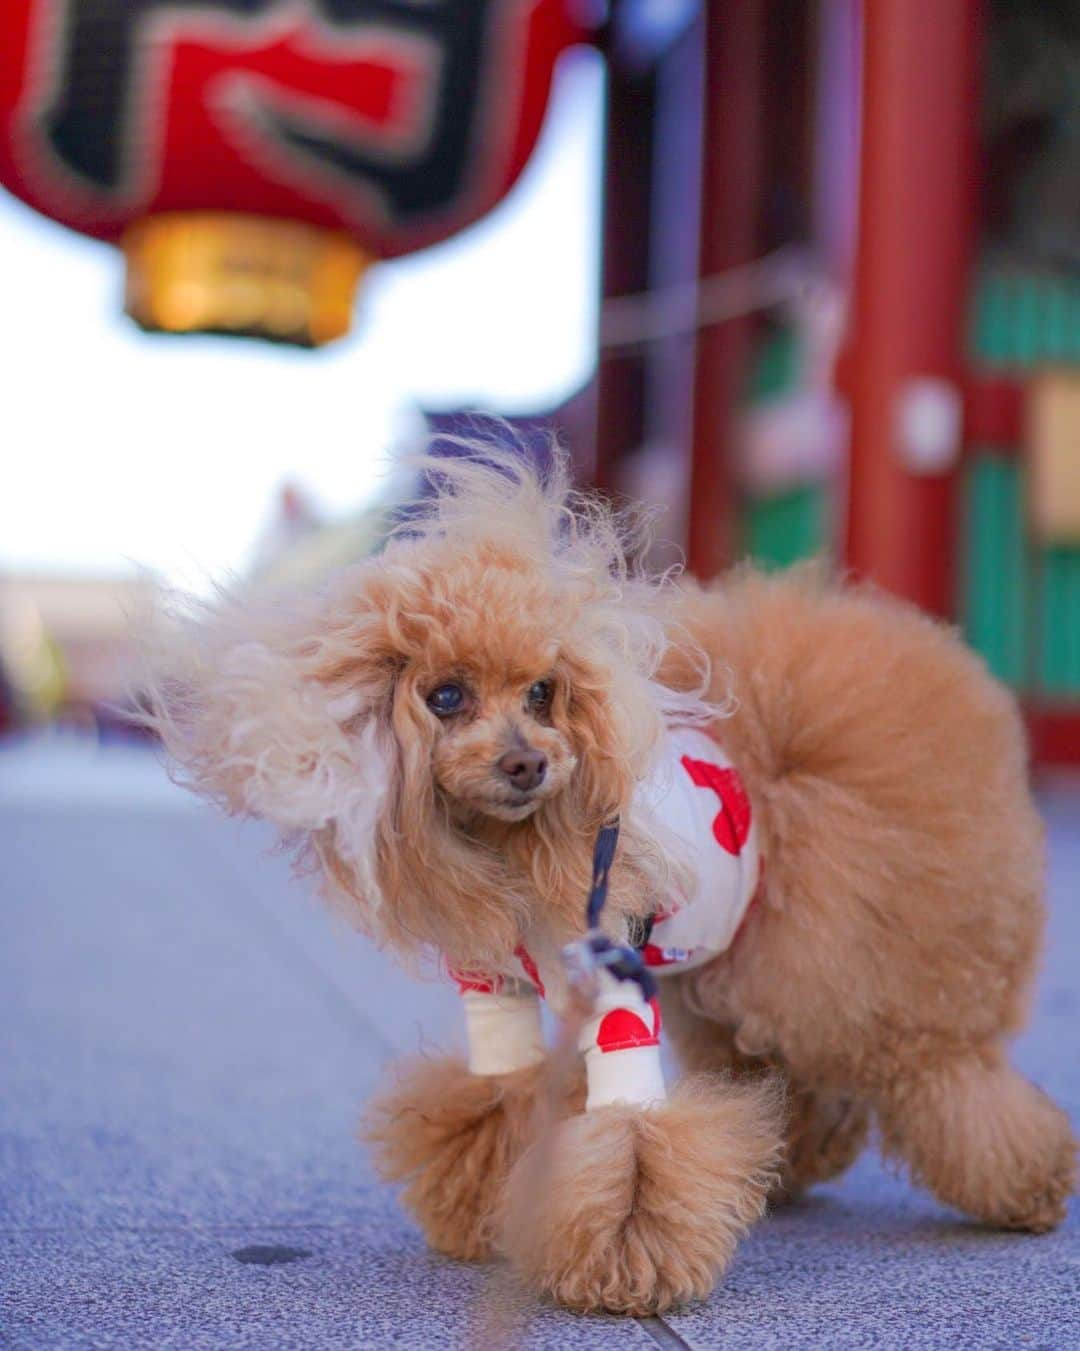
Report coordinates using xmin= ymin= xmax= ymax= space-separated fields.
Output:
xmin=145 ymin=444 xmax=1075 ymax=1315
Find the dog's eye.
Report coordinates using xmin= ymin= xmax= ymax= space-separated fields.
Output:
xmin=426 ymin=683 xmax=466 ymax=717
xmin=526 ymin=680 xmax=552 ymax=711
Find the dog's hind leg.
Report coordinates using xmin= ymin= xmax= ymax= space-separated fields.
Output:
xmin=782 ymin=1084 xmax=870 ymax=1199
xmin=661 ymin=975 xmax=869 ymax=1200
xmin=874 ymin=1045 xmax=1076 ymax=1232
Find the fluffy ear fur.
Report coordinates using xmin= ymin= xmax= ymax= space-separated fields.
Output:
xmin=139 ymin=575 xmax=398 ymax=932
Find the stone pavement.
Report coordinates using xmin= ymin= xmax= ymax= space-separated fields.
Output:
xmin=1 ymin=736 xmax=1077 ymax=1349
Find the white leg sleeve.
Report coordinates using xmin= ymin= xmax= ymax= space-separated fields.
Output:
xmin=579 ymin=971 xmax=668 ymax=1111
xmin=461 ymin=979 xmax=546 ymax=1076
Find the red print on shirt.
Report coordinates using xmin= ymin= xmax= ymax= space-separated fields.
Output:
xmin=680 ymin=756 xmax=752 ymax=855
xmin=596 ymin=997 xmax=662 ymax=1053
xmin=641 ymin=943 xmax=685 ymax=967
xmin=514 ymin=944 xmax=546 ymax=997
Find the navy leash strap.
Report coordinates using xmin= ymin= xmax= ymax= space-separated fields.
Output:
xmin=586 ymin=819 xmax=622 ymax=929
xmin=571 ymin=816 xmax=658 ymax=1003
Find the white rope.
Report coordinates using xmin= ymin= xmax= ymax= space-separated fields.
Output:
xmin=597 ymin=245 xmax=825 ymax=351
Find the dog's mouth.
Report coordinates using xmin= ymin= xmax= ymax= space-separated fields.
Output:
xmin=475 ymin=790 xmax=547 ymax=821
xmin=457 ymin=786 xmax=551 ymax=822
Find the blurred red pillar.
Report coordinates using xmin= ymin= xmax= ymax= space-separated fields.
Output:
xmin=842 ymin=0 xmax=981 ymax=616
xmin=687 ymin=0 xmax=766 ymax=579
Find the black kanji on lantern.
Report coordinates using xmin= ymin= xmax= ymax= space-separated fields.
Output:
xmin=38 ymin=0 xmax=498 ymax=219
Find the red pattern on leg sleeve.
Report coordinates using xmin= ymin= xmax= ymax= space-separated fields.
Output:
xmin=595 ymin=997 xmax=661 ymax=1053
xmin=449 ymin=968 xmax=503 ymax=996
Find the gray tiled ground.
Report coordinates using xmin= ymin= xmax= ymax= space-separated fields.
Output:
xmin=1 ymin=737 xmax=1077 ymax=1349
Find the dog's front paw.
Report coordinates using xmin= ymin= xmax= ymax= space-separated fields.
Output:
xmin=362 ymin=1056 xmax=551 ymax=1261
xmin=500 ymin=1076 xmax=784 ymax=1314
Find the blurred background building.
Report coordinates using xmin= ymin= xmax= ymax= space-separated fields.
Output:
xmin=0 ymin=0 xmax=1077 ymax=762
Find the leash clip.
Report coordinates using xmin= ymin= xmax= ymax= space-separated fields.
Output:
xmin=561 ymin=931 xmax=603 ymax=1006
xmin=561 ymin=928 xmax=658 ymax=1004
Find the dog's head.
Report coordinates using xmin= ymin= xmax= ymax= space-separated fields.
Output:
xmin=144 ymin=445 xmax=711 ymax=959
xmin=382 ymin=560 xmax=580 ymax=828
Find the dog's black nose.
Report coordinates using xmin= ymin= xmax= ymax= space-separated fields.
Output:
xmin=498 ymin=748 xmax=547 ymax=791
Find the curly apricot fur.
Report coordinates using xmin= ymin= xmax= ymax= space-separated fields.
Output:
xmin=144 ymin=445 xmax=1075 ymax=1314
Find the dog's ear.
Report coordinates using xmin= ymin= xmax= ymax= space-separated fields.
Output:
xmin=557 ymin=643 xmax=665 ymax=821
xmin=141 ymin=573 xmax=398 ymax=867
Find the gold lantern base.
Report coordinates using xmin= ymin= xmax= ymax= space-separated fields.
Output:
xmin=121 ymin=212 xmax=371 ymax=346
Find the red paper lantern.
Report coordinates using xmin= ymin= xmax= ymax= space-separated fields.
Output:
xmin=0 ymin=1 xmax=581 ymax=344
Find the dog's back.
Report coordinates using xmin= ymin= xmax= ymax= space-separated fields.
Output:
xmin=664 ymin=561 xmax=1045 ymax=1070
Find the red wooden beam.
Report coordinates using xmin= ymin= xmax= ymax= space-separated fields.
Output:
xmin=842 ymin=0 xmax=981 ymax=617
xmin=964 ymin=376 xmax=1025 ymax=451
xmin=593 ymin=62 xmax=655 ymax=493
xmin=687 ymin=0 xmax=766 ymax=580
xmin=1026 ymin=706 xmax=1080 ymax=768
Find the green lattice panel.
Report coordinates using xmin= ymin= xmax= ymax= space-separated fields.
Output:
xmin=960 ymin=452 xmax=1028 ymax=687
xmin=743 ymin=328 xmax=829 ymax=569
xmin=1037 ymin=546 xmax=1080 ymax=696
xmin=747 ymin=484 xmax=828 ymax=572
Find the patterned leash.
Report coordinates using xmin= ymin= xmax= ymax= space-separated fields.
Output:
xmin=561 ymin=816 xmax=658 ymax=1004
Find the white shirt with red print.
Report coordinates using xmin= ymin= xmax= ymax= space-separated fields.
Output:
xmin=450 ymin=727 xmax=761 ymax=1111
